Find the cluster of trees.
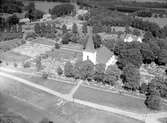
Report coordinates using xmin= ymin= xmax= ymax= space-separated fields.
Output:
xmin=34 ymin=23 xmax=56 ymax=38
xmin=0 ymin=0 xmax=24 ymax=13
xmin=140 ymin=76 xmax=167 ymax=110
xmin=0 ymin=15 xmax=21 ymax=32
xmin=25 ymin=2 xmax=44 ymax=21
xmin=49 ymin=4 xmax=74 ymax=18
xmin=63 ymin=60 xmax=121 ymax=86
xmin=87 ymin=8 xmax=167 ymax=39
xmin=134 ymin=10 xmax=152 ymax=17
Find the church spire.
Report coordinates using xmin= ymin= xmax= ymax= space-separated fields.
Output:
xmin=85 ymin=26 xmax=95 ymax=52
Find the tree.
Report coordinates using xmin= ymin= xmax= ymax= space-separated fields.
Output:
xmin=55 ymin=43 xmax=60 ymax=49
xmin=93 ymin=64 xmax=106 ymax=83
xmin=61 ymin=33 xmax=71 ymax=44
xmin=157 ymin=49 xmax=167 ymax=65
xmin=122 ymin=64 xmax=140 ymax=91
xmin=36 ymin=57 xmax=42 ymax=71
xmin=49 ymin=4 xmax=74 ymax=18
xmin=150 ymin=77 xmax=167 ymax=99
xmin=105 ymin=25 xmax=111 ymax=33
xmin=34 ymin=23 xmax=41 ymax=34
xmin=62 ymin=24 xmax=67 ymax=34
xmin=57 ymin=66 xmax=63 ymax=75
xmin=72 ymin=23 xmax=78 ymax=34
xmin=133 ymin=29 xmax=141 ymax=36
xmin=140 ymin=43 xmax=155 ymax=64
xmin=103 ymin=65 xmax=121 ymax=86
xmin=42 ymin=72 xmax=48 ymax=79
xmin=64 ymin=62 xmax=74 ymax=77
xmin=7 ymin=14 xmax=19 ymax=25
xmin=82 ymin=23 xmax=88 ymax=34
xmin=140 ymin=83 xmax=148 ymax=94
xmin=93 ymin=34 xmax=102 ymax=49
xmin=73 ymin=60 xmax=94 ymax=80
xmin=145 ymin=89 xmax=161 ymax=110
xmin=18 ymin=24 xmax=22 ymax=32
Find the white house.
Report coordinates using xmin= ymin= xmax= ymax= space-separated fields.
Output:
xmin=19 ymin=18 xmax=30 ymax=24
xmin=83 ymin=27 xmax=117 ymax=68
xmin=124 ymin=34 xmax=142 ymax=43
xmin=40 ymin=13 xmax=52 ymax=22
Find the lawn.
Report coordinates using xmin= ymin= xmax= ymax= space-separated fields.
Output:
xmin=0 ymin=89 xmax=144 ymax=123
xmin=29 ymin=38 xmax=56 ymax=46
xmin=4 ymin=72 xmax=75 ymax=94
xmin=0 ymin=32 xmax=22 ymax=42
xmin=12 ymin=42 xmax=53 ymax=58
xmin=74 ymin=86 xmax=167 ymax=113
xmin=0 ymin=38 xmax=24 ymax=52
xmin=50 ymin=102 xmax=144 ymax=123
xmin=1 ymin=51 xmax=30 ymax=63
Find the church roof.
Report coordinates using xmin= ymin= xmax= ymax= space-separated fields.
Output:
xmin=96 ymin=46 xmax=113 ymax=64
xmin=85 ymin=26 xmax=95 ymax=52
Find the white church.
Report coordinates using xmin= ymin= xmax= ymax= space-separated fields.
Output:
xmin=83 ymin=27 xmax=117 ymax=68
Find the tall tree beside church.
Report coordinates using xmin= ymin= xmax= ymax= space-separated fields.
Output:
xmin=122 ymin=64 xmax=140 ymax=91
xmin=62 ymin=24 xmax=67 ymax=34
xmin=93 ymin=34 xmax=102 ymax=49
xmin=34 ymin=23 xmax=41 ymax=34
xmin=72 ymin=23 xmax=78 ymax=34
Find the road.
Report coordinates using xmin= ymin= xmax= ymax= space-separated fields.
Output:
xmin=0 ymin=69 xmax=167 ymax=123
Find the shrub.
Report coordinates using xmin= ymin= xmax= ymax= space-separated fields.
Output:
xmin=55 ymin=43 xmax=60 ymax=49
xmin=39 ymin=118 xmax=53 ymax=123
xmin=145 ymin=89 xmax=161 ymax=110
xmin=57 ymin=66 xmax=63 ymax=75
xmin=23 ymin=62 xmax=31 ymax=68
xmin=42 ymin=72 xmax=48 ymax=79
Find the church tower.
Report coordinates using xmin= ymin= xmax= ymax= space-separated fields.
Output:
xmin=82 ymin=26 xmax=97 ymax=64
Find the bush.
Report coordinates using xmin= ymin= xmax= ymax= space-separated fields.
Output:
xmin=42 ymin=72 xmax=48 ymax=79
xmin=39 ymin=117 xmax=53 ymax=123
xmin=55 ymin=43 xmax=60 ymax=49
xmin=23 ymin=62 xmax=31 ymax=68
xmin=145 ymin=89 xmax=161 ymax=110
xmin=57 ymin=66 xmax=63 ymax=75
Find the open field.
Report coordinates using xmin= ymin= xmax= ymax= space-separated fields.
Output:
xmin=0 ymin=32 xmax=22 ymax=42
xmin=29 ymin=38 xmax=56 ymax=46
xmin=12 ymin=42 xmax=53 ymax=58
xmin=74 ymin=86 xmax=167 ymax=113
xmin=140 ymin=17 xmax=167 ymax=28
xmin=7 ymin=73 xmax=75 ymax=94
xmin=0 ymin=38 xmax=24 ymax=52
xmin=24 ymin=1 xmax=63 ymax=13
xmin=121 ymin=0 xmax=167 ymax=3
xmin=0 ymin=76 xmax=143 ymax=123
xmin=1 ymin=51 xmax=30 ymax=63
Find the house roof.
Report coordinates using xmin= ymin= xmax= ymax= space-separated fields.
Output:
xmin=96 ymin=46 xmax=113 ymax=64
xmin=85 ymin=26 xmax=95 ymax=52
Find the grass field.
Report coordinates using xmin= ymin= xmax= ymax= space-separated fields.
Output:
xmin=121 ymin=0 xmax=167 ymax=3
xmin=24 ymin=1 xmax=63 ymax=13
xmin=4 ymin=72 xmax=74 ymax=94
xmin=0 ymin=77 xmax=143 ymax=123
xmin=0 ymin=38 xmax=24 ymax=52
xmin=74 ymin=86 xmax=167 ymax=113
xmin=140 ymin=17 xmax=167 ymax=28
